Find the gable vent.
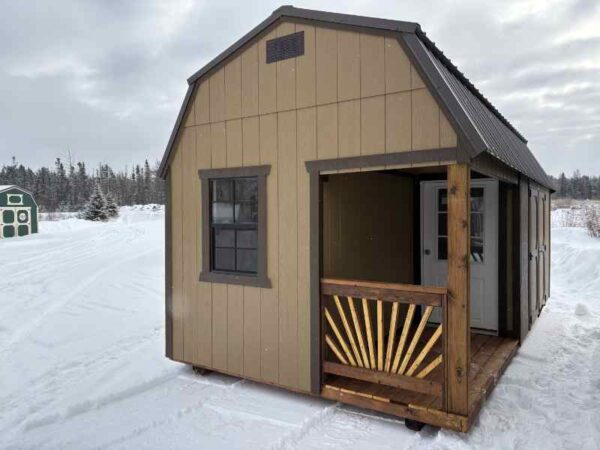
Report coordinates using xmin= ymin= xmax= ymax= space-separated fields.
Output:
xmin=266 ymin=31 xmax=304 ymax=63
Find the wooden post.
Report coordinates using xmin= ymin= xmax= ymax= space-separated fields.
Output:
xmin=446 ymin=164 xmax=470 ymax=416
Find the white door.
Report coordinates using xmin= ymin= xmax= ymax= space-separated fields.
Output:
xmin=421 ymin=179 xmax=499 ymax=332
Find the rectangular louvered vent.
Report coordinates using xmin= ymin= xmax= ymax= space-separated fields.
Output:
xmin=266 ymin=31 xmax=304 ymax=63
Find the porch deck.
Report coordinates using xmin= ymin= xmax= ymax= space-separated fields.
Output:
xmin=322 ymin=332 xmax=518 ymax=431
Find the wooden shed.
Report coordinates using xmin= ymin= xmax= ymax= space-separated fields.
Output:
xmin=158 ymin=6 xmax=554 ymax=432
xmin=0 ymin=185 xmax=38 ymax=239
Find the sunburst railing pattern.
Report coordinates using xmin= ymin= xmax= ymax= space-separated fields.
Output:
xmin=321 ymin=278 xmax=448 ymax=408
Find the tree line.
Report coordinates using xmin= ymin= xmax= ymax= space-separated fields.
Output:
xmin=550 ymin=171 xmax=600 ymax=200
xmin=0 ymin=157 xmax=165 ymax=212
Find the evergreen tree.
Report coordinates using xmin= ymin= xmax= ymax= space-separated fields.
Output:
xmin=557 ymin=172 xmax=567 ymax=198
xmin=0 ymin=156 xmax=165 ymax=211
xmin=105 ymin=191 xmax=119 ymax=218
xmin=82 ymin=183 xmax=108 ymax=221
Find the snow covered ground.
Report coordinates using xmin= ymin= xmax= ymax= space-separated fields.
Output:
xmin=0 ymin=207 xmax=599 ymax=449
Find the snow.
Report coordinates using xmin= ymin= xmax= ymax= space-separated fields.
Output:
xmin=1 ymin=207 xmax=599 ymax=449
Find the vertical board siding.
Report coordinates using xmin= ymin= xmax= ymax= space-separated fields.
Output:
xmin=227 ymin=285 xmax=244 ymax=374
xmin=211 ymin=122 xmax=227 ymax=168
xmin=360 ymin=33 xmax=385 ymax=98
xmin=277 ymin=22 xmax=297 ymax=112
xmin=243 ymin=286 xmax=261 ymax=378
xmin=259 ymin=113 xmax=279 ymax=383
xmin=212 ymin=283 xmax=228 ymax=371
xmin=411 ymin=65 xmax=426 ymax=89
xmin=296 ymin=24 xmax=316 ymax=109
xmin=242 ymin=114 xmax=261 ymax=378
xmin=385 ymin=37 xmax=411 ymax=93
xmin=296 ymin=107 xmax=317 ymax=391
xmin=361 ymin=96 xmax=385 ymax=155
xmin=241 ymin=44 xmax=259 ymax=117
xmin=195 ymin=81 xmax=210 ymax=125
xmin=226 ymin=119 xmax=244 ymax=375
xmin=412 ymin=88 xmax=440 ymax=150
xmin=338 ymin=100 xmax=361 ymax=157
xmin=316 ymin=104 xmax=338 ymax=160
xmin=225 ymin=58 xmax=242 ymax=120
xmin=226 ymin=119 xmax=243 ymax=167
xmin=386 ymin=92 xmax=411 ymax=152
xmin=259 ymin=29 xmax=277 ymax=115
xmin=337 ymin=30 xmax=361 ymax=102
xmin=210 ymin=68 xmax=225 ymax=123
xmin=181 ymin=127 xmax=197 ymax=363
xmin=171 ymin=149 xmax=184 ymax=361
xmin=440 ymin=110 xmax=458 ymax=148
xmin=316 ymin=27 xmax=338 ymax=105
xmin=277 ymin=109 xmax=299 ymax=387
xmin=211 ymin=118 xmax=228 ymax=371
xmin=167 ymin=20 xmax=458 ymax=392
xmin=242 ymin=117 xmax=260 ymax=165
xmin=196 ymin=124 xmax=212 ymax=366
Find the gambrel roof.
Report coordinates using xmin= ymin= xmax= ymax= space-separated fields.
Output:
xmin=0 ymin=185 xmax=34 ymax=196
xmin=159 ymin=6 xmax=553 ymax=190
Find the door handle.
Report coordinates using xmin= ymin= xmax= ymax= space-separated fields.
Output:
xmin=424 ymin=249 xmax=431 ymax=255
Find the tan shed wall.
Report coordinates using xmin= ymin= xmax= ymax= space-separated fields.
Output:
xmin=168 ymin=19 xmax=457 ymax=392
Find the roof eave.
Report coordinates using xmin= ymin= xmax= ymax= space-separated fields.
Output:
xmin=158 ymin=84 xmax=195 ymax=179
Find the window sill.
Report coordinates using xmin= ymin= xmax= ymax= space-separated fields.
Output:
xmin=199 ymin=271 xmax=272 ymax=288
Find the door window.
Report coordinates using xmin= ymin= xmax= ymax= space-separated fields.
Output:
xmin=436 ymin=187 xmax=485 ymax=263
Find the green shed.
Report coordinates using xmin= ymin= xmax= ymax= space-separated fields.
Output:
xmin=0 ymin=185 xmax=38 ymax=238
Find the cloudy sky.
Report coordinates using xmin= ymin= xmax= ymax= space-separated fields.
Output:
xmin=0 ymin=0 xmax=598 ymax=176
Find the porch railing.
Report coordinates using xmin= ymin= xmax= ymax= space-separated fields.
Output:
xmin=321 ymin=278 xmax=448 ymax=410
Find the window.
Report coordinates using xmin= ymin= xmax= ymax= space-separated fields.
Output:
xmin=437 ymin=187 xmax=485 ymax=263
xmin=211 ymin=177 xmax=258 ymax=274
xmin=199 ymin=165 xmax=270 ymax=287
xmin=7 ymin=194 xmax=23 ymax=206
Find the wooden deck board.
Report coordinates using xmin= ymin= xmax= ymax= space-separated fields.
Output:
xmin=468 ymin=336 xmax=519 ymax=420
xmin=322 ymin=332 xmax=519 ymax=432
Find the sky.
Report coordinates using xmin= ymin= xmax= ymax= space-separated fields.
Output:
xmin=0 ymin=0 xmax=598 ymax=177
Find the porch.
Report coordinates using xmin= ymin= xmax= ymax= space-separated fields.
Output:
xmin=319 ymin=278 xmax=518 ymax=431
xmin=309 ymin=161 xmax=522 ymax=431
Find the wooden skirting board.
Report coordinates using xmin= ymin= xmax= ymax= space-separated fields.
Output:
xmin=321 ymin=333 xmax=519 ymax=432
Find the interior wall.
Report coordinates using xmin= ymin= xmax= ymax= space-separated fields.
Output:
xmin=322 ymin=171 xmax=414 ymax=284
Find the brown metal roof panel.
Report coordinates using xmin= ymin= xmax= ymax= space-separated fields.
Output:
xmin=419 ymin=39 xmax=553 ymax=189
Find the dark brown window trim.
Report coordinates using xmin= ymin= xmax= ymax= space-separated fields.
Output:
xmin=304 ymin=147 xmax=459 ymax=173
xmin=198 ymin=165 xmax=271 ymax=288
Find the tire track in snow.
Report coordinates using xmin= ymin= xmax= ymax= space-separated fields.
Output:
xmin=0 ymin=324 xmax=165 ymax=433
xmin=268 ymin=403 xmax=338 ymax=450
xmin=0 ymin=244 xmax=160 ymax=356
xmin=90 ymin=379 xmax=247 ymax=450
